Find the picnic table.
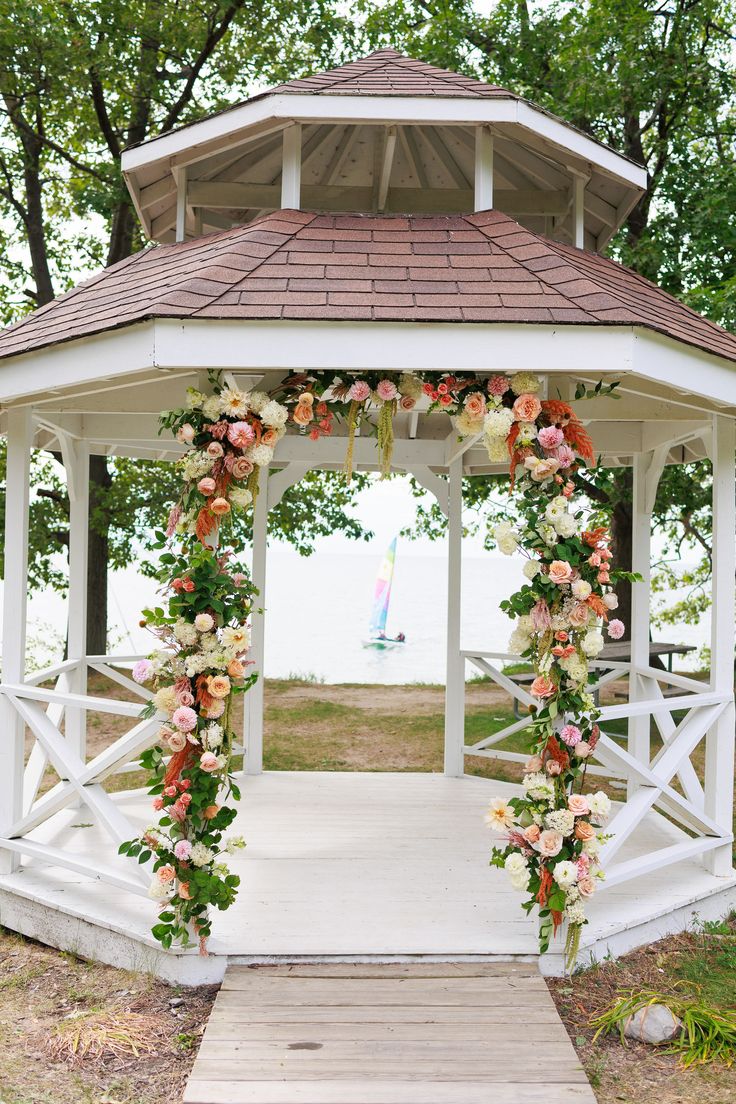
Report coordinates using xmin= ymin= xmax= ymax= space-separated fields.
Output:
xmin=509 ymin=641 xmax=698 ymax=718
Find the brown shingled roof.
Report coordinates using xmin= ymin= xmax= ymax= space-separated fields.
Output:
xmin=268 ymin=47 xmax=513 ymax=99
xmin=1 ymin=209 xmax=734 ymax=364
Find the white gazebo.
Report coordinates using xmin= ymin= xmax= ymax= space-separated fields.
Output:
xmin=0 ymin=50 xmax=734 ymax=982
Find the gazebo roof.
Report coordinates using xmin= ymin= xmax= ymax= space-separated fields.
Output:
xmin=1 ymin=209 xmax=735 ymax=366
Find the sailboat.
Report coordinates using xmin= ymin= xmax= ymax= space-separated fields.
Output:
xmin=362 ymin=537 xmax=407 ymax=649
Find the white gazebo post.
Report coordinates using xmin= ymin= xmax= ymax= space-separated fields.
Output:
xmin=0 ymin=407 xmax=32 ymax=873
xmin=705 ymin=414 xmax=736 ymax=875
xmin=444 ymin=456 xmax=465 ymax=777
xmin=61 ymin=435 xmax=90 ymax=763
xmin=245 ymin=476 xmax=268 ymax=775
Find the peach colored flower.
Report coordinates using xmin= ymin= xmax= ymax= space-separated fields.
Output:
xmin=202 ymin=698 xmax=225 ymax=719
xmin=210 ymin=497 xmax=231 ymax=516
xmin=262 ymin=428 xmax=279 ymax=447
xmin=227 ymin=421 xmax=256 ymax=449
xmin=348 ymin=380 xmax=371 ymax=403
xmin=569 ymin=602 xmax=591 ymax=627
xmin=293 ymin=400 xmax=314 ymax=426
xmin=464 ymin=391 xmax=487 ymax=419
xmin=177 ymin=423 xmax=196 ymax=444
xmin=168 ymin=732 xmax=187 ymax=752
xmin=578 ymin=875 xmax=596 ymax=897
xmin=575 ymin=820 xmax=596 ymax=841
xmin=206 ymin=441 xmax=224 ymax=459
xmin=203 ymin=804 xmax=220 ymax=820
xmin=197 ymin=477 xmax=216 ymax=496
xmin=568 ymin=794 xmax=590 ymax=816
xmin=399 ymin=394 xmax=416 ymax=412
xmin=231 ymin=455 xmax=254 ymax=479
xmin=530 ymin=675 xmax=556 ymax=699
xmin=512 ymin=393 xmax=542 ymax=422
xmin=228 ymin=659 xmax=246 ymax=679
xmin=548 ymin=560 xmax=573 ymax=585
xmin=376 ymin=379 xmax=398 ymax=402
xmin=178 ymin=881 xmax=192 ymax=899
xmin=546 ymin=760 xmax=561 ymax=776
xmin=575 ymin=741 xmax=593 ymax=759
xmin=524 ymin=824 xmax=541 ymax=843
xmin=200 ymin=751 xmax=219 ymax=772
xmin=208 ymin=675 xmax=231 ymax=699
xmin=524 ymin=456 xmax=560 ymax=482
xmin=537 ymin=829 xmax=563 ymax=857
xmin=158 ymin=865 xmax=176 ymax=884
xmin=525 ymin=756 xmax=543 ymax=773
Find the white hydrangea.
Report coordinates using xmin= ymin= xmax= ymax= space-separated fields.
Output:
xmin=510 ymin=371 xmax=541 ymax=396
xmin=249 ymin=444 xmax=274 ymax=467
xmin=565 ymin=900 xmax=586 ymax=925
xmin=523 ymin=559 xmax=541 ymax=580
xmin=582 ymin=835 xmax=602 ymax=857
xmin=203 ymin=395 xmax=222 ymax=420
xmin=554 ymin=512 xmax=579 ymax=538
xmin=181 ymin=452 xmax=214 ymax=480
xmin=523 ymin=772 xmax=555 ymax=802
xmin=205 ymin=724 xmax=224 ymax=749
xmin=190 ymin=843 xmax=215 ymax=867
xmin=455 ymin=410 xmax=484 ymax=437
xmin=588 ymin=792 xmax=611 ymax=822
xmin=517 ymin=614 xmax=534 ymax=635
xmin=552 ymin=859 xmax=579 ymax=888
xmin=485 ymin=435 xmax=509 ymax=463
xmin=581 ymin=629 xmax=605 ymax=657
xmin=546 ymin=809 xmax=575 ymax=836
xmin=260 ymin=399 xmax=289 ymax=428
xmin=148 ymin=878 xmax=172 ymax=901
xmin=562 ymin=654 xmax=589 ymax=684
xmin=247 ymin=390 xmax=269 ymax=414
xmin=484 ymin=407 xmax=515 ymax=438
xmin=173 ymin=620 xmax=198 ymax=646
xmin=229 ymin=487 xmax=253 ymax=509
xmin=185 ymin=654 xmax=212 ymax=678
xmin=509 ymin=627 xmax=532 ymax=654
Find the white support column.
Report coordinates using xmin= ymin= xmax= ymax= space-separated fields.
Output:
xmin=628 ymin=451 xmax=653 ymax=798
xmin=572 ymin=175 xmax=585 ymax=249
xmin=62 ymin=437 xmax=90 ymax=764
xmin=245 ymin=478 xmax=268 ymax=775
xmin=474 ymin=126 xmax=494 ymax=212
xmin=281 ymin=124 xmax=302 ymax=209
xmin=443 ymin=458 xmax=465 ymax=777
xmin=175 ymin=167 xmax=187 ymax=243
xmin=0 ymin=407 xmax=33 ymax=873
xmin=704 ymin=414 xmax=736 ymax=875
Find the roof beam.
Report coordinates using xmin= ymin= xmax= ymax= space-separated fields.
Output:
xmin=377 ymin=126 xmax=397 ymax=212
xmin=423 ymin=126 xmax=472 ymax=189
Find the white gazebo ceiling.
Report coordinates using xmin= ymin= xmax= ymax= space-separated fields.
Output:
xmin=122 ymin=49 xmax=647 ymax=252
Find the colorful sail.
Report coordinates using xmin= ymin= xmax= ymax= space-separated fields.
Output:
xmin=368 ymin=538 xmax=397 ymax=636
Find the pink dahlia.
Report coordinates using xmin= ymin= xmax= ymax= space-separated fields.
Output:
xmin=607 ymin=619 xmax=625 ymax=640
xmin=132 ymin=659 xmax=153 ymax=685
xmin=487 ymin=375 xmax=510 ymax=397
xmin=227 ymin=421 xmax=256 ymax=449
xmin=376 ymin=379 xmax=398 ymax=402
xmin=560 ymin=724 xmax=582 ymax=747
xmin=172 ymin=706 xmax=198 ymax=732
xmin=174 ymin=839 xmax=192 ymax=861
xmin=555 ymin=444 xmax=576 ymax=469
xmin=348 ymin=380 xmax=371 ymax=403
xmin=538 ymin=426 xmax=564 ymax=450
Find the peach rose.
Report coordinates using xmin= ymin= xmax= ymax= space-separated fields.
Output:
xmin=512 ymin=393 xmax=542 ymax=422
xmin=525 ymin=756 xmax=543 ymax=772
xmin=178 ymin=881 xmax=192 ymax=899
xmin=203 ymin=804 xmax=220 ymax=820
xmin=210 ymin=497 xmax=231 ymax=516
xmin=197 ymin=477 xmax=216 ymax=496
xmin=208 ymin=675 xmax=231 ymax=699
xmin=578 ymin=875 xmax=596 ymax=897
xmin=293 ymin=400 xmax=314 ymax=426
xmin=157 ymin=865 xmax=176 ymax=884
xmin=200 ymin=751 xmax=219 ymax=772
xmin=575 ymin=740 xmax=593 ymax=759
xmin=546 ymin=760 xmax=561 ymax=776
xmin=231 ymin=455 xmax=254 ymax=479
xmin=523 ymin=824 xmax=541 ymax=844
xmin=568 ymin=794 xmax=590 ymax=816
xmin=575 ymin=820 xmax=596 ymax=841
xmin=227 ymin=659 xmax=246 ymax=679
xmin=569 ymin=602 xmax=591 ymax=627
xmin=530 ymin=675 xmax=556 ymax=699
xmin=399 ymin=394 xmax=416 ymax=412
xmin=206 ymin=441 xmax=224 ymax=459
xmin=464 ymin=391 xmax=487 ymax=419
xmin=548 ymin=560 xmax=573 ymax=585
xmin=262 ymin=428 xmax=279 ymax=447
xmin=537 ymin=829 xmax=563 ymax=857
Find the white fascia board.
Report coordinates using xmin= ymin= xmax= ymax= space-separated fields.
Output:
xmin=0 ymin=323 xmax=158 ymax=404
xmin=121 ymin=92 xmax=645 ymax=190
xmin=631 ymin=330 xmax=736 ymax=413
xmin=153 ymin=317 xmax=636 ymax=376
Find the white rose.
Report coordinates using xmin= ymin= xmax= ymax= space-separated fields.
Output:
xmin=552 ymin=859 xmax=579 ymax=888
xmin=582 ymin=630 xmax=605 ymax=657
xmin=229 ymin=487 xmax=253 ymax=509
xmin=603 ymin=592 xmax=619 ymax=609
xmin=504 ymin=853 xmax=527 ymax=875
xmin=510 ymin=870 xmax=531 ymax=892
xmin=572 ymin=579 xmax=592 ymax=600
xmin=588 ymin=792 xmax=611 ymax=822
xmin=493 ymin=522 xmax=518 ymax=556
xmin=554 ymin=513 xmax=578 ymax=538
xmin=523 ymin=560 xmax=541 ymax=580
xmin=583 ymin=835 xmax=602 ymax=857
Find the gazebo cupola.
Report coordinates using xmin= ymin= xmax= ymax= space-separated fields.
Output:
xmin=122 ymin=48 xmax=646 ymax=251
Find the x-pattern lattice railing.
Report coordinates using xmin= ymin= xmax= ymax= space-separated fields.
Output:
xmin=461 ymin=650 xmax=733 ymax=887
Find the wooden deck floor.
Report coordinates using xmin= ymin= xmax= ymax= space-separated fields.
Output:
xmin=183 ymin=963 xmax=596 ymax=1104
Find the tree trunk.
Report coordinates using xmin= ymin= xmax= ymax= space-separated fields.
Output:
xmin=86 ymin=454 xmax=112 ymax=655
xmin=106 ymin=200 xmax=136 ymax=267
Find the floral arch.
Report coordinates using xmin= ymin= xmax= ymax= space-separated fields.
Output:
xmin=128 ymin=368 xmax=628 ymax=966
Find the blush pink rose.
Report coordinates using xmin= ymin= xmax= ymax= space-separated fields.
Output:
xmin=227 ymin=421 xmax=256 ymax=449
xmin=176 ymin=423 xmax=195 ymax=444
xmin=231 ymin=455 xmax=254 ymax=479
xmin=568 ymin=794 xmax=590 ymax=816
xmin=607 ymin=619 xmax=625 ymax=640
xmin=546 ymin=760 xmax=561 ymax=776
xmin=399 ymin=395 xmax=416 ymax=411
xmin=524 ymin=824 xmax=541 ymax=843
xmin=157 ymin=865 xmax=176 ymax=883
xmin=167 ymin=732 xmax=187 ymax=752
xmin=525 ymin=756 xmax=543 ymax=772
xmin=464 ymin=392 xmax=487 ymax=419
xmin=348 ymin=380 xmax=371 ymax=402
xmin=200 ymin=751 xmax=219 ymax=773
xmin=537 ymin=829 xmax=563 ymax=857
xmin=530 ymin=675 xmax=556 ymax=699
xmin=569 ymin=602 xmax=591 ymax=627
xmin=538 ymin=426 xmax=564 ymax=450
xmin=512 ymin=393 xmax=542 ymax=422
xmin=197 ymin=477 xmax=216 ymax=496
xmin=206 ymin=441 xmax=224 ymax=459
xmin=548 ymin=560 xmax=573 ymax=585
xmin=578 ymin=875 xmax=596 ymax=897
xmin=575 ymin=740 xmax=593 ymax=759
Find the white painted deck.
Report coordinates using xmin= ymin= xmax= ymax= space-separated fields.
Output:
xmin=0 ymin=771 xmax=734 ymax=983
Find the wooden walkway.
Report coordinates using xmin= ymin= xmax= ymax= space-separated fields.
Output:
xmin=184 ymin=963 xmax=596 ymax=1104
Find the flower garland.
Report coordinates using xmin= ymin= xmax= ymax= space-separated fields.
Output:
xmin=120 ymin=377 xmax=289 ymax=951
xmin=481 ymin=371 xmax=636 ymax=969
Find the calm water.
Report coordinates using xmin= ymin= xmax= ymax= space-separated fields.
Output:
xmin=10 ymin=542 xmax=708 ymax=681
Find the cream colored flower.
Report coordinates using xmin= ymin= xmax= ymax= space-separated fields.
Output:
xmin=220 ymin=387 xmax=250 ymax=417
xmin=485 ymin=798 xmax=515 ymax=831
xmin=510 ymin=371 xmax=541 ymax=396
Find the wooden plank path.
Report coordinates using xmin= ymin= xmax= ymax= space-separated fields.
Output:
xmin=184 ymin=963 xmax=596 ymax=1104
